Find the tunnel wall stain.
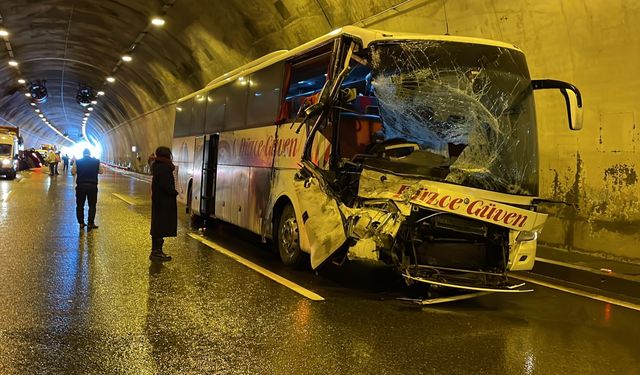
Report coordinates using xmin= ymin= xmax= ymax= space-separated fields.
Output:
xmin=100 ymin=0 xmax=640 ymax=261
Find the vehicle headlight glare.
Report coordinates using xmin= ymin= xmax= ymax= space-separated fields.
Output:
xmin=1 ymin=159 xmax=11 ymax=167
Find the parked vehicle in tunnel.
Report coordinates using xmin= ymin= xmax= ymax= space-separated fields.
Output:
xmin=172 ymin=26 xmax=583 ymax=293
xmin=18 ymin=149 xmax=44 ymax=170
xmin=0 ymin=126 xmax=22 ymax=180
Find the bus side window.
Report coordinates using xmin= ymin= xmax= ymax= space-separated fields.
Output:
xmin=174 ymin=99 xmax=194 ymax=137
xmin=283 ymin=50 xmax=332 ymax=121
xmin=225 ymin=76 xmax=249 ymax=130
xmin=191 ymin=93 xmax=207 ymax=135
xmin=205 ymin=85 xmax=227 ymax=133
xmin=247 ymin=62 xmax=285 ymax=127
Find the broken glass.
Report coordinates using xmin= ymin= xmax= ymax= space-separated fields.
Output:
xmin=369 ymin=41 xmax=538 ymax=196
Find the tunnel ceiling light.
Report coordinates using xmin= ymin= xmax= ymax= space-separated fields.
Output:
xmin=35 ymin=109 xmax=40 ymax=113
xmin=97 ymin=91 xmax=105 ymax=96
xmin=0 ymin=29 xmax=8 ymax=37
xmin=8 ymin=60 xmax=18 ymax=67
xmin=88 ymin=107 xmax=94 ymax=111
xmin=18 ymin=78 xmax=26 ymax=84
xmin=151 ymin=17 xmax=165 ymax=26
xmin=38 ymin=114 xmax=44 ymax=118
xmin=121 ymin=55 xmax=132 ymax=62
xmin=91 ymin=100 xmax=97 ymax=105
xmin=106 ymin=76 xmax=115 ymax=83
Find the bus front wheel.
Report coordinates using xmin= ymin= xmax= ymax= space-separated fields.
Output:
xmin=276 ymin=204 xmax=306 ymax=267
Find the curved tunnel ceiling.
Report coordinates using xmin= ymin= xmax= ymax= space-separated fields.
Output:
xmin=0 ymin=0 xmax=410 ymax=148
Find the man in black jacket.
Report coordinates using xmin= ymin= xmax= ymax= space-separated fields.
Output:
xmin=150 ymin=146 xmax=178 ymax=261
xmin=72 ymin=148 xmax=104 ymax=231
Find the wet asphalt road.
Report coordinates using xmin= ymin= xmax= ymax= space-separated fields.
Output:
xmin=0 ymin=168 xmax=639 ymax=375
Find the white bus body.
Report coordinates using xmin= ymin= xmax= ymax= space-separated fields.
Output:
xmin=171 ymin=26 xmax=582 ymax=292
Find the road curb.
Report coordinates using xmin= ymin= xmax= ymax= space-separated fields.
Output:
xmin=531 ymin=259 xmax=640 ymax=302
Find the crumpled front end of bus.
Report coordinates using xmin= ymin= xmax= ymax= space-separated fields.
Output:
xmin=333 ymin=169 xmax=546 ymax=292
xmin=298 ymin=39 xmax=544 ymax=292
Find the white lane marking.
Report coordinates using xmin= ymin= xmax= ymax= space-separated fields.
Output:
xmin=112 ymin=193 xmax=136 ymax=205
xmin=535 ymin=257 xmax=639 ymax=282
xmin=511 ymin=273 xmax=640 ymax=312
xmin=127 ymin=174 xmax=152 ymax=184
xmin=188 ymin=233 xmax=325 ymax=302
xmin=104 ymin=165 xmax=151 ymax=184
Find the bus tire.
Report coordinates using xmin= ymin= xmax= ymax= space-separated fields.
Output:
xmin=6 ymin=171 xmax=16 ymax=180
xmin=276 ymin=204 xmax=307 ymax=268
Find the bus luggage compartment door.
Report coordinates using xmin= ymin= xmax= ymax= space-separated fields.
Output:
xmin=200 ymin=134 xmax=219 ymax=216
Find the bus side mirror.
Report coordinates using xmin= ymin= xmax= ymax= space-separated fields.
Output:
xmin=561 ymin=88 xmax=583 ymax=130
xmin=532 ymin=79 xmax=583 ymax=131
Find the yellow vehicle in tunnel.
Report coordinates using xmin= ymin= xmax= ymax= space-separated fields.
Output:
xmin=172 ymin=26 xmax=582 ymax=293
xmin=0 ymin=126 xmax=21 ymax=180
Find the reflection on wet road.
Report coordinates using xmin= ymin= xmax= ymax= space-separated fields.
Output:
xmin=0 ymin=168 xmax=638 ymax=374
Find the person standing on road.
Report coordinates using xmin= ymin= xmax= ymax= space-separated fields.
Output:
xmin=146 ymin=153 xmax=155 ymax=174
xmin=46 ymin=150 xmax=57 ymax=176
xmin=54 ymin=151 xmax=61 ymax=175
xmin=62 ymin=154 xmax=70 ymax=172
xmin=149 ymin=146 xmax=177 ymax=262
xmin=72 ymin=148 xmax=104 ymax=231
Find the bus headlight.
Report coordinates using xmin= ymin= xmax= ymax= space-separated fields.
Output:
xmin=516 ymin=230 xmax=538 ymax=242
xmin=1 ymin=159 xmax=11 ymax=167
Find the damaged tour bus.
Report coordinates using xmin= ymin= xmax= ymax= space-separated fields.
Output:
xmin=173 ymin=26 xmax=582 ymax=294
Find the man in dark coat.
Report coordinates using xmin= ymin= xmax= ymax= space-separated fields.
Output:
xmin=150 ymin=146 xmax=178 ymax=261
xmin=62 ymin=154 xmax=70 ymax=172
xmin=72 ymin=148 xmax=104 ymax=230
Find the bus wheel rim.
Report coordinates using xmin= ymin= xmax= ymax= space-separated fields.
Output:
xmin=280 ymin=217 xmax=299 ymax=257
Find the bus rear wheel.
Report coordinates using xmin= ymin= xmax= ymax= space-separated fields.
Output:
xmin=276 ymin=204 xmax=306 ymax=267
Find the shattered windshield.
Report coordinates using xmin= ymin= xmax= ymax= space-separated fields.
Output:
xmin=368 ymin=40 xmax=538 ymax=195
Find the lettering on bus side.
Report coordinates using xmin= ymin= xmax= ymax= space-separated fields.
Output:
xmin=393 ymin=185 xmax=529 ymax=228
xmin=235 ymin=136 xmax=299 ymax=159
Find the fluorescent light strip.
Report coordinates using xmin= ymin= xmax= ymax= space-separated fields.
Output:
xmin=37 ymin=115 xmax=74 ymax=144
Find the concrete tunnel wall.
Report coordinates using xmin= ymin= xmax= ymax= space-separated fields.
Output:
xmin=99 ymin=0 xmax=640 ymax=261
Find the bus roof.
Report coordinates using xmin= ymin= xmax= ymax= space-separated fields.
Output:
xmin=177 ymin=25 xmax=522 ymax=103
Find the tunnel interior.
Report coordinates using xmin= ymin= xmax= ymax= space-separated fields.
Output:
xmin=0 ymin=0 xmax=638 ymax=261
